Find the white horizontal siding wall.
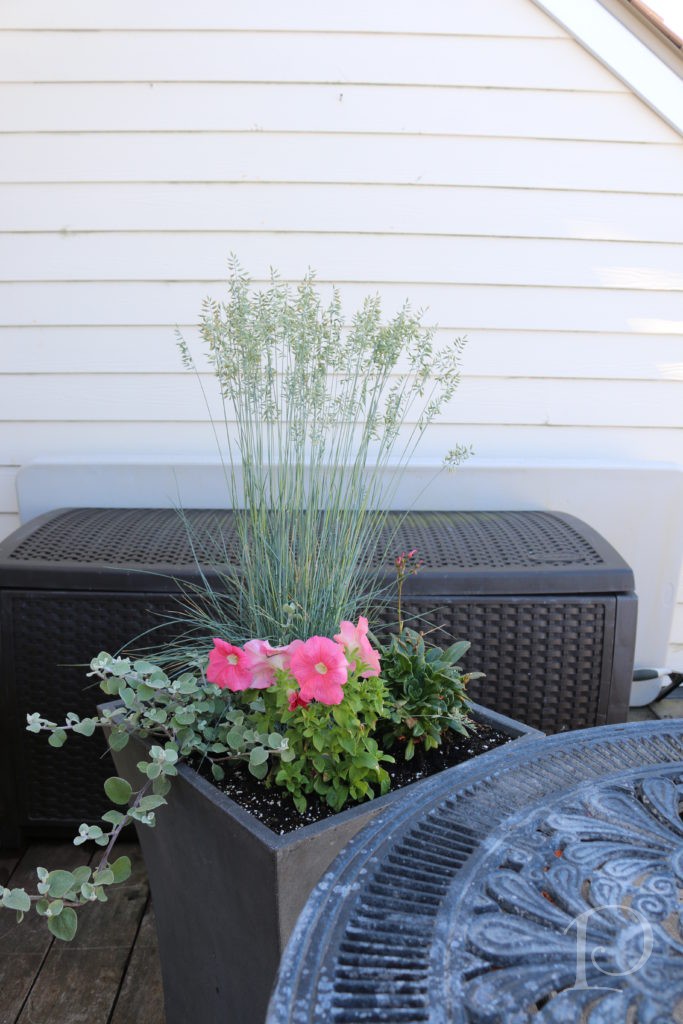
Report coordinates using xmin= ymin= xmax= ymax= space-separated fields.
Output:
xmin=1 ymin=0 xmax=682 ymax=664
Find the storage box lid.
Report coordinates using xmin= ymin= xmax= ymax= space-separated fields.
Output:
xmin=0 ymin=507 xmax=634 ymax=596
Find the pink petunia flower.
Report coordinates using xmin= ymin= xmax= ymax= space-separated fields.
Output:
xmin=243 ymin=638 xmax=302 ymax=689
xmin=289 ymin=636 xmax=349 ymax=705
xmin=276 ymin=638 xmax=304 ymax=666
xmin=206 ymin=639 xmax=254 ymax=691
xmin=287 ymin=689 xmax=310 ymax=711
xmin=334 ymin=616 xmax=381 ymax=677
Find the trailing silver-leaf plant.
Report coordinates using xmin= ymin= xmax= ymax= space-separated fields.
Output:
xmin=5 ymin=651 xmax=291 ymax=940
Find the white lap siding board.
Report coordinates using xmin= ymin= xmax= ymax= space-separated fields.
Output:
xmin=0 ymin=0 xmax=682 ymax=666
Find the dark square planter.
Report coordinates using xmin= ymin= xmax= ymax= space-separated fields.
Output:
xmin=105 ymin=704 xmax=541 ymax=1024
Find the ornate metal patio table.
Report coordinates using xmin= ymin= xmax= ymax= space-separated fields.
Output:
xmin=267 ymin=720 xmax=683 ymax=1023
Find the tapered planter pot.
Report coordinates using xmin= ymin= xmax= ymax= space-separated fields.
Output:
xmin=105 ymin=704 xmax=541 ymax=1024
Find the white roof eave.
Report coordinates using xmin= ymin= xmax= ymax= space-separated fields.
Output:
xmin=531 ymin=0 xmax=683 ymax=138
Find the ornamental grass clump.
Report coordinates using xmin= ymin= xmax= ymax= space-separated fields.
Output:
xmin=170 ymin=258 xmax=469 ymax=651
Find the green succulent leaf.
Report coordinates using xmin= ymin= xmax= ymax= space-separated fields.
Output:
xmin=118 ymin=685 xmax=137 ymax=708
xmin=2 ymin=888 xmax=31 ymax=913
xmin=110 ymin=856 xmax=132 ymax=884
xmin=48 ymin=906 xmax=78 ymax=942
xmin=104 ymin=777 xmax=132 ymax=806
xmin=101 ymin=809 xmax=125 ymax=826
xmin=107 ymin=729 xmax=129 ymax=752
xmin=444 ymin=640 xmax=470 ymax=663
xmin=100 ymin=676 xmax=122 ymax=695
xmin=48 ymin=729 xmax=68 ymax=748
xmin=72 ymin=866 xmax=92 ymax=886
xmin=46 ymin=871 xmax=76 ymax=899
xmin=152 ymin=776 xmax=172 ymax=797
xmin=137 ymin=795 xmax=167 ymax=813
xmin=72 ymin=718 xmax=97 ymax=737
xmin=133 ymin=660 xmax=161 ymax=675
xmin=248 ymin=760 xmax=268 ymax=780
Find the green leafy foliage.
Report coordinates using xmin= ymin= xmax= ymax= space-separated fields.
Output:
xmin=110 ymin=856 xmax=132 ymax=884
xmin=42 ymin=870 xmax=77 ymax=899
xmin=104 ymin=777 xmax=132 ymax=805
xmin=16 ymin=650 xmax=297 ymax=941
xmin=47 ymin=906 xmax=78 ymax=941
xmin=376 ymin=628 xmax=480 ymax=758
xmin=259 ymin=668 xmax=394 ymax=813
xmin=47 ymin=729 xmax=67 ymax=748
xmin=2 ymin=850 xmax=137 ymax=942
xmin=0 ymin=888 xmax=31 ymax=913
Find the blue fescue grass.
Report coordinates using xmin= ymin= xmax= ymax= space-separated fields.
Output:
xmin=170 ymin=258 xmax=469 ymax=649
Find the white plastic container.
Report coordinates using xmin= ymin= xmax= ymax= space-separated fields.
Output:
xmin=629 ymin=668 xmax=671 ymax=708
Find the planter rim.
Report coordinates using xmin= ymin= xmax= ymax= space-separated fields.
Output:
xmin=100 ymin=699 xmax=540 ymax=851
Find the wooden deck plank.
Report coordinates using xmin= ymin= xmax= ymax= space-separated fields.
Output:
xmin=16 ymin=843 xmax=149 ymax=1024
xmin=0 ymin=842 xmax=88 ymax=1024
xmin=0 ymin=852 xmax=21 ymax=889
xmin=110 ymin=901 xmax=166 ymax=1024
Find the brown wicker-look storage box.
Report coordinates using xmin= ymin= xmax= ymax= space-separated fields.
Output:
xmin=0 ymin=507 xmax=636 ymax=845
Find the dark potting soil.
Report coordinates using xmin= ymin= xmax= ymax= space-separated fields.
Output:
xmin=188 ymin=721 xmax=511 ymax=835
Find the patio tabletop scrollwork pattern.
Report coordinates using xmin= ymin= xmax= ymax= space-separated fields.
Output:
xmin=445 ymin=772 xmax=683 ymax=1023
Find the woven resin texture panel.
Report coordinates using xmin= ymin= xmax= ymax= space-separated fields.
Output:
xmin=0 ymin=508 xmax=632 ymax=596
xmin=389 ymin=597 xmax=610 ymax=733
xmin=1 ymin=591 xmax=182 ymax=839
